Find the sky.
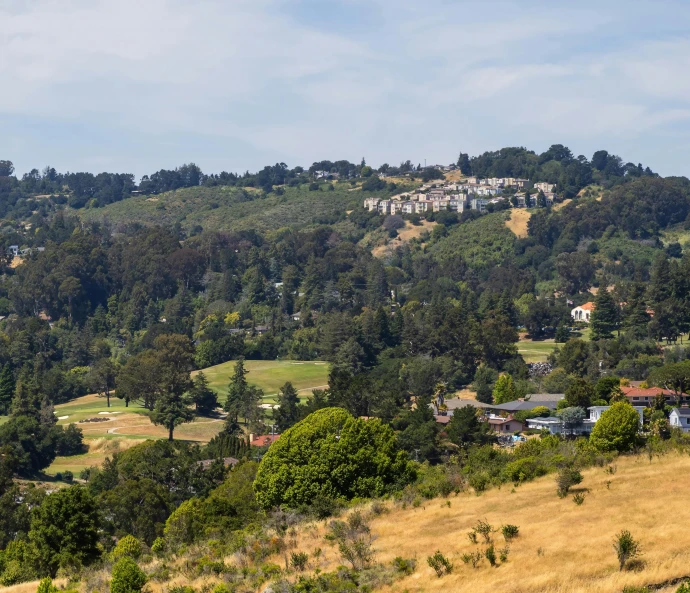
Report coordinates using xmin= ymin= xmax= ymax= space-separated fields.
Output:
xmin=2 ymin=0 xmax=690 ymax=179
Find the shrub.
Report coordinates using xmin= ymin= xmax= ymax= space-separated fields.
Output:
xmin=501 ymin=524 xmax=519 ymax=541
xmin=427 ymin=551 xmax=453 ymax=577
xmin=461 ymin=551 xmax=482 ymax=568
xmin=556 ymin=467 xmax=582 ymax=497
xmin=473 ymin=519 xmax=494 ymax=543
xmin=63 ymin=471 xmax=73 ymax=482
xmin=613 ymin=530 xmax=641 ymax=571
xmin=36 ymin=577 xmax=59 ymax=593
xmin=151 ymin=537 xmax=165 ymax=555
xmin=573 ymin=492 xmax=587 ymax=505
xmin=675 ymin=583 xmax=690 ymax=593
xmin=484 ymin=544 xmax=497 ymax=567
xmin=499 ymin=547 xmax=510 ymax=562
xmin=327 ymin=511 xmax=375 ymax=570
xmin=392 ymin=556 xmax=416 ymax=576
xmin=110 ymin=557 xmax=147 ymax=593
xmin=290 ymin=552 xmax=309 ymax=571
xmin=112 ymin=535 xmax=143 ymax=560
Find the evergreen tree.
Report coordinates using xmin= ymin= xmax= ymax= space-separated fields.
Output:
xmin=274 ymin=382 xmax=300 ymax=431
xmin=190 ymin=372 xmax=218 ymax=416
xmin=0 ymin=364 xmax=15 ymax=415
xmin=624 ymin=283 xmax=650 ymax=335
xmin=590 ymin=288 xmax=618 ymax=340
xmin=224 ymin=358 xmax=263 ymax=426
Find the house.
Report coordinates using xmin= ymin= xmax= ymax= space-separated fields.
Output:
xmin=415 ymin=201 xmax=431 ymax=214
xmin=250 ymin=434 xmax=280 ymax=447
xmin=7 ymin=245 xmax=18 ymax=257
xmin=670 ymin=408 xmax=690 ymax=432
xmin=622 ymin=386 xmax=686 ymax=406
xmin=571 ymin=302 xmax=595 ymax=323
xmin=490 ymin=396 xmax=564 ymax=414
xmin=471 ymin=198 xmax=488 ymax=212
xmin=534 ymin=182 xmax=555 ymax=193
xmin=487 ymin=415 xmax=524 ymax=434
xmin=364 ymin=198 xmax=380 ymax=211
xmin=377 ymin=200 xmax=391 ymax=214
xmin=589 ymin=405 xmax=644 ymax=426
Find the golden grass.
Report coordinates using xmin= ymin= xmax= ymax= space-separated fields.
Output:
xmin=372 ymin=220 xmax=437 ymax=258
xmin=284 ymin=453 xmax=690 ymax=593
xmin=552 ymin=198 xmax=573 ymax=212
xmin=505 ymin=208 xmax=531 ymax=238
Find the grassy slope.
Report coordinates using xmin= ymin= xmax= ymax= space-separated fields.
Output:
xmin=194 ymin=359 xmax=329 ymax=401
xmin=77 ymin=182 xmax=412 ymax=233
xmin=46 ymin=360 xmax=329 ymax=475
xmin=289 ymin=452 xmax=690 ymax=593
xmin=429 ymin=212 xmax=516 ymax=270
xmin=517 ymin=339 xmax=561 ymax=363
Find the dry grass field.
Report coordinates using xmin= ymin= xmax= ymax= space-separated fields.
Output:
xmin=283 ymin=452 xmax=690 ymax=593
xmin=505 ymin=208 xmax=531 ymax=238
xmin=372 ymin=220 xmax=437 ymax=258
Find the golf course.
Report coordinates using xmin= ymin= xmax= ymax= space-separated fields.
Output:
xmin=46 ymin=359 xmax=330 ymax=476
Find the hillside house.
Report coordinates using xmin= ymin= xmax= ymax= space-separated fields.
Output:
xmin=471 ymin=198 xmax=488 ymax=211
xmin=487 ymin=415 xmax=524 ymax=434
xmin=534 ymin=182 xmax=555 ymax=193
xmin=670 ymin=408 xmax=690 ymax=432
xmin=622 ymin=386 xmax=687 ymax=406
xmin=571 ymin=302 xmax=595 ymax=322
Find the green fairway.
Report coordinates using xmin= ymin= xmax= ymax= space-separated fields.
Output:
xmin=54 ymin=393 xmax=149 ymax=424
xmin=195 ymin=359 xmax=330 ymax=402
xmin=518 ymin=340 xmax=561 ymax=363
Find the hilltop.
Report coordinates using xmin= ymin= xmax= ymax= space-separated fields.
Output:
xmin=76 ymin=180 xmax=416 ymax=234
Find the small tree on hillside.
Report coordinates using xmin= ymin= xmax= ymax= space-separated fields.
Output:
xmin=590 ymin=402 xmax=640 ymax=452
xmin=613 ymin=530 xmax=641 ymax=571
xmin=190 ymin=372 xmax=218 ymax=416
xmin=565 ymin=378 xmax=595 ymax=408
xmin=225 ymin=358 xmax=263 ymax=426
xmin=447 ymin=405 xmax=493 ymax=448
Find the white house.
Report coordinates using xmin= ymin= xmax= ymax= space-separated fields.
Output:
xmin=527 ymin=405 xmax=644 ymax=435
xmin=590 ymin=405 xmax=644 ymax=426
xmin=670 ymin=408 xmax=690 ymax=432
xmin=571 ymin=302 xmax=595 ymax=323
xmin=534 ymin=182 xmax=555 ymax=193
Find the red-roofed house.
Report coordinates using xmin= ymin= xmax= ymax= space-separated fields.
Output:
xmin=622 ymin=386 xmax=687 ymax=406
xmin=571 ymin=302 xmax=595 ymax=323
xmin=250 ymin=434 xmax=280 ymax=447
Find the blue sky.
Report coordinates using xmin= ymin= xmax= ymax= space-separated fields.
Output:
xmin=2 ymin=0 xmax=690 ymax=179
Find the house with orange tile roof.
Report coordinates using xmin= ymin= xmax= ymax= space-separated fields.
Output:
xmin=622 ymin=386 xmax=688 ymax=406
xmin=571 ymin=302 xmax=595 ymax=323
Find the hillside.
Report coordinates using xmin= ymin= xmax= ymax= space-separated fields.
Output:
xmin=77 ymin=181 xmax=413 ymax=233
xmin=282 ymin=452 xmax=690 ymax=593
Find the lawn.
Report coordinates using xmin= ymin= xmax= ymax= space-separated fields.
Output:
xmin=195 ymin=359 xmax=330 ymax=403
xmin=517 ymin=340 xmax=561 ymax=363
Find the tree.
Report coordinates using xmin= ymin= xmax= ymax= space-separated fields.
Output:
xmin=0 ymin=160 xmax=14 ymax=177
xmin=149 ymin=335 xmax=195 ymax=440
xmin=613 ymin=530 xmax=641 ymax=571
xmin=90 ymin=358 xmax=118 ymax=408
xmin=110 ymin=557 xmax=147 ymax=593
xmin=590 ymin=288 xmax=618 ymax=340
xmin=29 ymin=486 xmax=100 ymax=577
xmin=589 ymin=402 xmax=640 ymax=452
xmin=0 ymin=364 xmax=15 ymax=415
xmin=224 ymin=358 xmax=263 ymax=425
xmin=565 ymin=378 xmax=595 ymax=408
xmin=473 ymin=366 xmax=497 ymax=404
xmin=274 ymin=382 xmax=300 ymax=431
xmin=189 ymin=372 xmax=218 ymax=416
xmin=253 ymin=408 xmax=414 ymax=509
xmin=446 ymin=405 xmax=493 ymax=448
xmin=558 ymin=406 xmax=585 ymax=435
xmin=492 ymin=374 xmax=517 ymax=405
xmin=648 ymin=361 xmax=690 ymax=405
xmin=595 ymin=376 xmax=621 ymax=402
xmin=117 ymin=350 xmax=161 ymax=409
xmin=555 ymin=252 xmax=595 ymax=294
xmin=394 ymin=403 xmax=440 ymax=462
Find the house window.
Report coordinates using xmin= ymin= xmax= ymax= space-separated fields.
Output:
xmin=633 ymin=397 xmax=639 ymax=401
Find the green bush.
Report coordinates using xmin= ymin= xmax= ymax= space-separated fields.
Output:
xmin=485 ymin=544 xmax=497 ymax=567
xmin=427 ymin=551 xmax=453 ymax=577
xmin=111 ymin=535 xmax=143 ymax=560
xmin=253 ymin=408 xmax=414 ymax=509
xmin=36 ymin=577 xmax=59 ymax=593
xmin=392 ymin=556 xmax=416 ymax=575
xmin=110 ymin=557 xmax=147 ymax=593
xmin=502 ymin=524 xmax=519 ymax=541
xmin=556 ymin=467 xmax=582 ymax=497
xmin=590 ymin=402 xmax=641 ymax=452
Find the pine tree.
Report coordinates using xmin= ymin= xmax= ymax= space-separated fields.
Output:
xmin=224 ymin=358 xmax=263 ymax=426
xmin=492 ymin=374 xmax=517 ymax=404
xmin=274 ymin=382 xmax=300 ymax=431
xmin=0 ymin=364 xmax=15 ymax=415
xmin=190 ymin=371 xmax=218 ymax=416
xmin=590 ymin=288 xmax=618 ymax=340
